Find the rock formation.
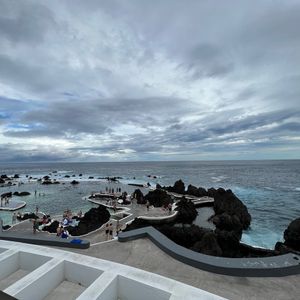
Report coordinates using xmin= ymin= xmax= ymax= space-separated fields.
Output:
xmin=144 ymin=189 xmax=172 ymax=207
xmin=275 ymin=218 xmax=300 ymax=253
xmin=13 ymin=191 xmax=31 ymax=196
xmin=175 ymin=197 xmax=197 ymax=223
xmin=133 ymin=189 xmax=145 ymax=204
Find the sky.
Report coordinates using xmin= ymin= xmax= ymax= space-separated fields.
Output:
xmin=0 ymin=0 xmax=300 ymax=162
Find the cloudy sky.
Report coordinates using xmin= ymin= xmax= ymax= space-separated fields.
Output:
xmin=0 ymin=0 xmax=300 ymax=162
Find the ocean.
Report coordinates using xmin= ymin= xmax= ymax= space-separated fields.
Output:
xmin=1 ymin=160 xmax=299 ymax=249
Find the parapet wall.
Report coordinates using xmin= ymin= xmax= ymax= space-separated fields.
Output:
xmin=118 ymin=226 xmax=300 ymax=277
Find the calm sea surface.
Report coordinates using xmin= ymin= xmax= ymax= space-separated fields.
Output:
xmin=1 ymin=160 xmax=299 ymax=249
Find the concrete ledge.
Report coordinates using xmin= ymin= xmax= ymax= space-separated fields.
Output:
xmin=0 ymin=240 xmax=226 ymax=300
xmin=118 ymin=226 xmax=300 ymax=277
xmin=0 ymin=200 xmax=26 ymax=211
xmin=0 ymin=232 xmax=90 ymax=249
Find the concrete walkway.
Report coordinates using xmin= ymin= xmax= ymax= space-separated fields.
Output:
xmin=68 ymin=238 xmax=300 ymax=300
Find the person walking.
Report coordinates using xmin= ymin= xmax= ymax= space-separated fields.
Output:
xmin=33 ymin=219 xmax=39 ymax=234
xmin=12 ymin=213 xmax=17 ymax=224
xmin=105 ymin=223 xmax=109 ymax=240
xmin=0 ymin=217 xmax=3 ymax=232
xmin=109 ymin=223 xmax=113 ymax=240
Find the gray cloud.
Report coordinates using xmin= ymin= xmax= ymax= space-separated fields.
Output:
xmin=0 ymin=0 xmax=300 ymax=161
xmin=0 ymin=0 xmax=56 ymax=44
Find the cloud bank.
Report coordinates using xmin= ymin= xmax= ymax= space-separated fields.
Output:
xmin=0 ymin=0 xmax=300 ymax=161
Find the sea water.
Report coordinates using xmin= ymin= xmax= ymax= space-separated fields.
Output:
xmin=1 ymin=160 xmax=299 ymax=249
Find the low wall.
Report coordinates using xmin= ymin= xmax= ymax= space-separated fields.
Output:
xmin=118 ymin=226 xmax=300 ymax=277
xmin=0 ymin=232 xmax=90 ymax=249
xmin=137 ymin=211 xmax=178 ymax=224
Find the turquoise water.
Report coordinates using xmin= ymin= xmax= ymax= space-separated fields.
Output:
xmin=1 ymin=160 xmax=300 ymax=249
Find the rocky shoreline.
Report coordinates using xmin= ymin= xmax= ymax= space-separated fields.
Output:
xmin=124 ymin=180 xmax=300 ymax=258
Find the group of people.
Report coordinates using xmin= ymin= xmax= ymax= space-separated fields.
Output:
xmin=0 ymin=196 xmax=10 ymax=207
xmin=105 ymin=186 xmax=122 ymax=194
xmin=104 ymin=220 xmax=121 ymax=240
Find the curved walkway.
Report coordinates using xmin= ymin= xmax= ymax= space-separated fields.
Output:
xmin=118 ymin=226 xmax=300 ymax=277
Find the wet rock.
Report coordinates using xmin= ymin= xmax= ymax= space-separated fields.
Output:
xmin=70 ymin=180 xmax=79 ymax=185
xmin=13 ymin=174 xmax=20 ymax=178
xmin=0 ymin=178 xmax=5 ymax=184
xmin=213 ymin=189 xmax=251 ymax=230
xmin=283 ymin=218 xmax=300 ymax=251
xmin=13 ymin=191 xmax=31 ymax=196
xmin=64 ymin=175 xmax=70 ymax=178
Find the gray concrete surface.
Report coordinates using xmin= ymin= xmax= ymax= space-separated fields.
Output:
xmin=118 ymin=227 xmax=300 ymax=277
xmin=69 ymin=238 xmax=300 ymax=300
xmin=0 ymin=269 xmax=29 ymax=290
xmin=43 ymin=281 xmax=86 ymax=300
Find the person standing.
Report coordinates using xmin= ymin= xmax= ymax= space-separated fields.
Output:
xmin=109 ymin=223 xmax=113 ymax=240
xmin=116 ymin=220 xmax=121 ymax=236
xmin=12 ymin=213 xmax=17 ymax=224
xmin=146 ymin=200 xmax=150 ymax=211
xmin=105 ymin=223 xmax=109 ymax=240
xmin=33 ymin=219 xmax=39 ymax=234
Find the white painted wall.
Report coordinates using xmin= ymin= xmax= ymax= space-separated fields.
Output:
xmin=0 ymin=240 xmax=227 ymax=300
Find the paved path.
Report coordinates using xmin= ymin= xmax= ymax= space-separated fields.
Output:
xmin=68 ymin=238 xmax=300 ymax=300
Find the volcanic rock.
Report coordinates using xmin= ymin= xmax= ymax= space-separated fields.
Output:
xmin=175 ymin=197 xmax=197 ymax=224
xmin=191 ymin=231 xmax=223 ymax=256
xmin=186 ymin=185 xmax=208 ymax=197
xmin=282 ymin=218 xmax=300 ymax=251
xmin=213 ymin=188 xmax=251 ymax=230
xmin=67 ymin=205 xmax=110 ymax=236
xmin=133 ymin=189 xmax=145 ymax=204
xmin=144 ymin=189 xmax=172 ymax=207
xmin=13 ymin=191 xmax=31 ymax=196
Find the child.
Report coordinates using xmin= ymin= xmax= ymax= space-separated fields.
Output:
xmin=61 ymin=228 xmax=69 ymax=239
